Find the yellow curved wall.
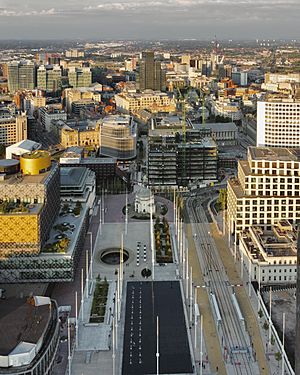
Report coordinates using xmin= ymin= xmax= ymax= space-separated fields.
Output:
xmin=20 ymin=152 xmax=51 ymax=175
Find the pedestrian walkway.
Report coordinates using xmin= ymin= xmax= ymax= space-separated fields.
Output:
xmin=210 ymin=224 xmax=270 ymax=375
xmin=186 ymin=222 xmax=226 ymax=375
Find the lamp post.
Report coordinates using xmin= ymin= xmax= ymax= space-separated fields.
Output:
xmin=67 ymin=317 xmax=71 ymax=375
xmin=81 ymin=268 xmax=84 ymax=321
xmin=281 ymin=312 xmax=285 ymax=375
xmin=75 ymin=291 xmax=78 ymax=348
xmin=85 ymin=250 xmax=89 ymax=298
xmin=87 ymin=231 xmax=93 ymax=282
xmin=200 ymin=315 xmax=203 ymax=375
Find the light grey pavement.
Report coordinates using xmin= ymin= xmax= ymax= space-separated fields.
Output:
xmin=71 ymin=193 xmax=212 ymax=375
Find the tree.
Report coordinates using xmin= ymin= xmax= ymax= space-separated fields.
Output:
xmin=263 ymin=321 xmax=269 ymax=330
xmin=275 ymin=352 xmax=282 ymax=367
xmin=217 ymin=189 xmax=228 ymax=211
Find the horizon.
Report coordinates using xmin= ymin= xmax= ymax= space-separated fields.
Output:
xmin=0 ymin=0 xmax=298 ymax=40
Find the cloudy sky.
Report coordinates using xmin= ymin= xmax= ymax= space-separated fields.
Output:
xmin=0 ymin=0 xmax=298 ymax=40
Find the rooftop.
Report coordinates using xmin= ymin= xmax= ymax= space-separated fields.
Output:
xmin=0 ymin=296 xmax=51 ymax=357
xmin=60 ymin=167 xmax=87 ymax=187
xmin=192 ymin=122 xmax=238 ymax=132
xmin=241 ymin=222 xmax=297 ymax=262
xmin=249 ymin=147 xmax=300 ymax=162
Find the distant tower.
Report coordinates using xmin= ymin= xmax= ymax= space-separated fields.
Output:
xmin=138 ymin=51 xmax=165 ymax=91
xmin=296 ymin=230 xmax=300 ymax=374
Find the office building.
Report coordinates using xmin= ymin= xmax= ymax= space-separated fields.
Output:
xmin=21 ymin=91 xmax=46 ymax=116
xmin=65 ymin=49 xmax=85 ymax=58
xmin=7 ymin=61 xmax=35 ymax=93
xmin=148 ymin=117 xmax=217 ymax=187
xmin=192 ymin=122 xmax=238 ymax=147
xmin=64 ymin=87 xmax=102 ymax=113
xmin=60 ymin=150 xmax=130 ymax=193
xmin=138 ymin=52 xmax=165 ymax=91
xmin=227 ymin=147 xmax=300 ymax=235
xmin=68 ymin=67 xmax=92 ymax=88
xmin=211 ymin=98 xmax=243 ymax=121
xmin=0 ymin=113 xmax=27 ymax=146
xmin=239 ymin=221 xmax=297 ymax=285
xmin=99 ymin=115 xmax=137 ymax=160
xmin=115 ymin=90 xmax=176 ymax=114
xmin=37 ymin=65 xmax=62 ymax=94
xmin=60 ymin=167 xmax=96 ymax=209
xmin=39 ymin=106 xmax=67 ymax=131
xmin=232 ymin=71 xmax=248 ymax=86
xmin=257 ymin=96 xmax=300 ymax=148
xmin=0 ymin=296 xmax=59 ymax=375
xmin=296 ymin=234 xmax=300 ymax=374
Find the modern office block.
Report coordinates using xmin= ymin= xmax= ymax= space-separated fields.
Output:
xmin=257 ymin=97 xmax=300 ymax=148
xmin=227 ymin=147 xmax=300 ymax=235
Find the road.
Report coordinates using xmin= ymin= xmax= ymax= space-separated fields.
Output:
xmin=186 ymin=196 xmax=259 ymax=375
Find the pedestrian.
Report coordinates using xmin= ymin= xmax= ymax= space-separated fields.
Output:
xmin=216 ymin=365 xmax=219 ymax=372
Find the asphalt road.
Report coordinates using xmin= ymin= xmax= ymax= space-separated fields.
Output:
xmin=122 ymin=281 xmax=193 ymax=375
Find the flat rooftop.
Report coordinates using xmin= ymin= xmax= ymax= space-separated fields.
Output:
xmin=0 ymin=297 xmax=51 ymax=356
xmin=249 ymin=147 xmax=300 ymax=162
xmin=122 ymin=281 xmax=193 ymax=375
xmin=241 ymin=222 xmax=297 ymax=260
xmin=192 ymin=122 xmax=238 ymax=132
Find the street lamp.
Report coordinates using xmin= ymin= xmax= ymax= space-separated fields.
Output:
xmin=87 ymin=231 xmax=93 ymax=286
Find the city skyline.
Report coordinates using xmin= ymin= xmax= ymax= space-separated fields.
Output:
xmin=0 ymin=0 xmax=299 ymax=40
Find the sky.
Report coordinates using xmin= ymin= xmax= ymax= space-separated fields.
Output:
xmin=0 ymin=0 xmax=298 ymax=40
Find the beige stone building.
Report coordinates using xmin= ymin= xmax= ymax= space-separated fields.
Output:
xmin=0 ymin=113 xmax=27 ymax=146
xmin=227 ymin=147 xmax=300 ymax=236
xmin=60 ymin=123 xmax=100 ymax=148
xmin=114 ymin=90 xmax=176 ymax=114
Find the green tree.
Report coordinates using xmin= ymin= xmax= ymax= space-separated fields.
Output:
xmin=217 ymin=189 xmax=228 ymax=211
xmin=275 ymin=352 xmax=282 ymax=367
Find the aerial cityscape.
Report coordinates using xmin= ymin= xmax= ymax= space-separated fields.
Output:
xmin=0 ymin=1 xmax=300 ymax=375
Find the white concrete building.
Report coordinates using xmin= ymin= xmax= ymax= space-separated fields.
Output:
xmin=257 ymin=97 xmax=300 ymax=148
xmin=6 ymin=139 xmax=41 ymax=159
xmin=239 ymin=221 xmax=297 ymax=285
xmin=211 ymin=98 xmax=242 ymax=121
xmin=135 ymin=186 xmax=155 ymax=214
xmin=39 ymin=106 xmax=67 ymax=131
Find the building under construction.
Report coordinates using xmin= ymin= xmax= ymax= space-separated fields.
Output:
xmin=147 ymin=116 xmax=218 ymax=187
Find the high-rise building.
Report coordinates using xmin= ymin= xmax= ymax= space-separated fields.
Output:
xmin=65 ymin=49 xmax=85 ymax=58
xmin=138 ymin=52 xmax=165 ymax=91
xmin=147 ymin=117 xmax=217 ymax=187
xmin=227 ymin=147 xmax=300 ymax=236
xmin=0 ymin=113 xmax=27 ymax=146
xmin=7 ymin=61 xmax=35 ymax=93
xmin=257 ymin=96 xmax=300 ymax=148
xmin=68 ymin=67 xmax=92 ymax=88
xmin=99 ymin=115 xmax=137 ymax=160
xmin=37 ymin=65 xmax=62 ymax=94
xmin=296 ymin=234 xmax=300 ymax=374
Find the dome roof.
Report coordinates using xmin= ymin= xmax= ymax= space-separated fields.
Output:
xmin=136 ymin=186 xmax=152 ymax=199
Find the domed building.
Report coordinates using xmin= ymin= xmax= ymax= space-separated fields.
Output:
xmin=134 ymin=186 xmax=155 ymax=214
